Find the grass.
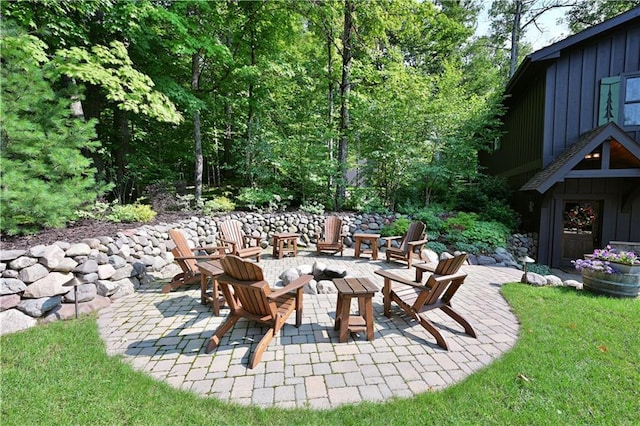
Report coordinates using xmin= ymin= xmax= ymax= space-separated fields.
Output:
xmin=2 ymin=284 xmax=639 ymax=425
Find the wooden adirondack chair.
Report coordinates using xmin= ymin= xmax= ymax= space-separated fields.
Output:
xmin=205 ymin=255 xmax=312 ymax=368
xmin=383 ymin=221 xmax=428 ymax=268
xmin=374 ymin=253 xmax=476 ymax=350
xmin=315 ymin=216 xmax=345 ymax=256
xmin=161 ymin=229 xmax=226 ymax=294
xmin=219 ymin=219 xmax=262 ymax=262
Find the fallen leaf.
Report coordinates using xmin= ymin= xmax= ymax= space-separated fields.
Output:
xmin=568 ymin=323 xmax=576 ymax=329
xmin=597 ymin=345 xmax=608 ymax=352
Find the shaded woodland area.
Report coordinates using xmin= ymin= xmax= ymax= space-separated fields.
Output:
xmin=2 ymin=0 xmax=637 ymax=235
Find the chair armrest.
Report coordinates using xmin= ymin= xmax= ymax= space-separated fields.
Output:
xmin=269 ymin=275 xmax=313 ymax=299
xmin=382 ymin=236 xmax=402 ymax=247
xmin=189 ymin=245 xmax=227 ymax=255
xmin=431 ymin=271 xmax=467 ymax=283
xmin=175 ymin=253 xmax=223 ymax=261
xmin=408 ymin=239 xmax=428 ymax=247
xmin=375 ymin=269 xmax=425 ymax=289
xmin=219 ymin=238 xmax=238 ymax=249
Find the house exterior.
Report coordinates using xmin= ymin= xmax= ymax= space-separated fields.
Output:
xmin=480 ymin=7 xmax=640 ymax=268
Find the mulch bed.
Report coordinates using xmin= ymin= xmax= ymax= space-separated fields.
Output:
xmin=0 ymin=212 xmax=194 ymax=251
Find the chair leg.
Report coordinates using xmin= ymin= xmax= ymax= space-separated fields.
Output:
xmin=441 ymin=305 xmax=477 ymax=338
xmin=161 ymin=274 xmax=185 ymax=293
xmin=416 ymin=314 xmax=449 ymax=350
xmin=382 ymin=279 xmax=392 ymax=317
xmin=250 ymin=327 xmax=276 ymax=369
xmin=205 ymin=314 xmax=240 ymax=353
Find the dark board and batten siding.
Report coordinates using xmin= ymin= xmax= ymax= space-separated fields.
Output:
xmin=543 ymin=23 xmax=640 ymax=167
xmin=480 ymin=75 xmax=545 ymax=189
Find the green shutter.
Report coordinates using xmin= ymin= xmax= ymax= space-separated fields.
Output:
xmin=598 ymin=76 xmax=620 ymax=125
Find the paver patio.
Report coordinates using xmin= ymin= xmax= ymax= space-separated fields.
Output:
xmin=97 ymin=249 xmax=524 ymax=409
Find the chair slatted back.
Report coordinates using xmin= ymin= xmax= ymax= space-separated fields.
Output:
xmin=169 ymin=229 xmax=198 ymax=273
xmin=220 ymin=255 xmax=274 ymax=318
xmin=220 ymin=220 xmax=246 ymax=248
xmin=400 ymin=221 xmax=426 ymax=253
xmin=324 ymin=216 xmax=343 ymax=244
xmin=433 ymin=253 xmax=467 ymax=275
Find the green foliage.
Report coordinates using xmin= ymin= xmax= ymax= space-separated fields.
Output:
xmin=75 ymin=201 xmax=112 ymax=221
xmin=106 ymin=202 xmax=156 ymax=223
xmin=76 ymin=200 xmax=156 ymax=223
xmin=299 ymin=201 xmax=325 ymax=215
xmin=455 ymin=241 xmax=494 ymax=255
xmin=425 ymin=241 xmax=448 ymax=254
xmin=453 ymin=175 xmax=519 ymax=230
xmin=343 ymin=187 xmax=389 ymax=214
xmin=444 ymin=212 xmax=479 ymax=231
xmin=55 ymin=36 xmax=183 ymax=125
xmin=566 ymin=0 xmax=640 ymax=33
xmin=414 ymin=208 xmax=446 ymax=234
xmin=528 ymin=263 xmax=552 ymax=275
xmin=441 ymin=212 xmax=509 ymax=251
xmin=461 ymin=220 xmax=509 ymax=249
xmin=202 ymin=196 xmax=235 ymax=214
xmin=380 ymin=217 xmax=410 ymax=238
xmin=0 ymin=25 xmax=109 ymax=235
xmin=236 ymin=187 xmax=293 ymax=212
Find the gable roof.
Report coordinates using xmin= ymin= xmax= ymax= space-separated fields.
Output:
xmin=520 ymin=122 xmax=640 ymax=193
xmin=506 ymin=7 xmax=640 ymax=94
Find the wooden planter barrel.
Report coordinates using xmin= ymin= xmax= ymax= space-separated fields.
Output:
xmin=582 ymin=269 xmax=640 ymax=298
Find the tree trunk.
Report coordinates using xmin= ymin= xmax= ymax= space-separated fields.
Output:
xmin=509 ymin=0 xmax=522 ymax=77
xmin=112 ymin=106 xmax=131 ymax=202
xmin=327 ymin=34 xmax=335 ymax=201
xmin=337 ymin=0 xmax=354 ymax=209
xmin=246 ymin=23 xmax=257 ymax=186
xmin=192 ymin=51 xmax=203 ymax=204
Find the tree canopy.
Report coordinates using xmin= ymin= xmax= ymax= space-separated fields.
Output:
xmin=1 ymin=0 xmax=636 ymax=235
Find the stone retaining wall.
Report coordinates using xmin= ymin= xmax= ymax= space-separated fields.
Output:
xmin=0 ymin=211 xmax=534 ymax=336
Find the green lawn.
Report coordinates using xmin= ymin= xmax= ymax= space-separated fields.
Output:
xmin=2 ymin=284 xmax=639 ymax=425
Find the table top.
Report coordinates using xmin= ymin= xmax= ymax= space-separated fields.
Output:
xmin=333 ymin=277 xmax=379 ymax=295
xmin=273 ymin=232 xmax=300 ymax=238
xmin=196 ymin=259 xmax=223 ymax=276
xmin=353 ymin=233 xmax=381 ymax=239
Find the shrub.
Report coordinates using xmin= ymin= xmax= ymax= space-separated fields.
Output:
xmin=455 ymin=241 xmax=493 ymax=255
xmin=75 ymin=201 xmax=111 ymax=220
xmin=444 ymin=212 xmax=478 ymax=232
xmin=461 ymin=220 xmax=509 ymax=249
xmin=106 ymin=202 xmax=156 ymax=223
xmin=479 ymin=203 xmax=519 ymax=231
xmin=414 ymin=208 xmax=446 ymax=234
xmin=380 ymin=217 xmax=410 ymax=237
xmin=236 ymin=187 xmax=293 ymax=212
xmin=425 ymin=241 xmax=447 ymax=254
xmin=299 ymin=201 xmax=325 ymax=215
xmin=1 ymin=28 xmax=109 ymax=235
xmin=528 ymin=263 xmax=551 ymax=275
xmin=202 ymin=196 xmax=235 ymax=214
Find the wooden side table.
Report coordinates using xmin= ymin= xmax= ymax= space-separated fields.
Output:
xmin=196 ymin=260 xmax=225 ymax=316
xmin=272 ymin=232 xmax=299 ymax=259
xmin=333 ymin=277 xmax=379 ymax=342
xmin=353 ymin=233 xmax=381 ymax=260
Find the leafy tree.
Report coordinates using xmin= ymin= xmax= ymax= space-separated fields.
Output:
xmin=488 ymin=0 xmax=574 ymax=77
xmin=564 ymin=0 xmax=640 ymax=33
xmin=1 ymin=26 xmax=109 ymax=234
